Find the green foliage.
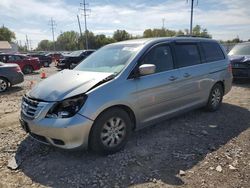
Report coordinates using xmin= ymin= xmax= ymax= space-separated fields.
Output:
xmin=0 ymin=26 xmax=16 ymax=42
xmin=37 ymin=40 xmax=54 ymax=51
xmin=35 ymin=25 xmax=212 ymax=51
xmin=56 ymin=31 xmax=79 ymax=51
xmin=113 ymin=30 xmax=132 ymax=41
xmin=143 ymin=28 xmax=176 ymax=38
xmin=224 ymin=37 xmax=242 ymax=44
xmin=18 ymin=45 xmax=28 ymax=52
xmin=79 ymin=31 xmax=116 ymax=49
xmin=192 ymin=25 xmax=211 ymax=38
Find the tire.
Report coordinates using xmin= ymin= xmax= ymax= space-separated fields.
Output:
xmin=206 ymin=83 xmax=224 ymax=112
xmin=89 ymin=108 xmax=132 ymax=154
xmin=23 ymin=65 xmax=33 ymax=74
xmin=0 ymin=77 xmax=9 ymax=92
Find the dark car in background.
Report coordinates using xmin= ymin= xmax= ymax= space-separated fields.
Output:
xmin=46 ymin=52 xmax=63 ymax=63
xmin=228 ymin=42 xmax=250 ymax=79
xmin=0 ymin=62 xmax=24 ymax=92
xmin=29 ymin=54 xmax=52 ymax=67
xmin=57 ymin=50 xmax=95 ymax=69
xmin=0 ymin=54 xmax=40 ymax=74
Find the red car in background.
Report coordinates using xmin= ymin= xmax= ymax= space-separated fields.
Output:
xmin=0 ymin=54 xmax=40 ymax=74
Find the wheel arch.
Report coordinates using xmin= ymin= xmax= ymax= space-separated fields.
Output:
xmin=87 ymin=104 xmax=137 ymax=148
xmin=214 ymin=80 xmax=225 ymax=95
xmin=0 ymin=76 xmax=10 ymax=84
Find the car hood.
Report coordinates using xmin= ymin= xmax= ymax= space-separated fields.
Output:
xmin=28 ymin=69 xmax=112 ymax=101
xmin=229 ymin=55 xmax=250 ymax=63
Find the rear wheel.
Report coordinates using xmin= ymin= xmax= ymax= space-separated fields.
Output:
xmin=0 ymin=77 xmax=9 ymax=92
xmin=206 ymin=83 xmax=224 ymax=111
xmin=23 ymin=65 xmax=33 ymax=74
xmin=89 ymin=108 xmax=132 ymax=154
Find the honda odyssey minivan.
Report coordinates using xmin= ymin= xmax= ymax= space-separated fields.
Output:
xmin=20 ymin=37 xmax=233 ymax=154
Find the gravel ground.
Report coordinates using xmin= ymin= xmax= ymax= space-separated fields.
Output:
xmin=0 ymin=64 xmax=249 ymax=188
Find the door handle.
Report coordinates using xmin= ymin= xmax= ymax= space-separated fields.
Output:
xmin=183 ymin=73 xmax=191 ymax=78
xmin=169 ymin=76 xmax=177 ymax=81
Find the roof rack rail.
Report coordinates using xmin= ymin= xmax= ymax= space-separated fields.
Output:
xmin=175 ymin=35 xmax=210 ymax=38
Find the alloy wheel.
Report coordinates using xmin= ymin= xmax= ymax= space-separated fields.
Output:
xmin=100 ymin=117 xmax=126 ymax=148
xmin=0 ymin=78 xmax=8 ymax=92
xmin=211 ymin=88 xmax=221 ymax=107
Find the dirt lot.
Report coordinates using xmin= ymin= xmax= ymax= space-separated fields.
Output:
xmin=0 ymin=65 xmax=249 ymax=188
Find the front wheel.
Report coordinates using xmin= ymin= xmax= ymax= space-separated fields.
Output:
xmin=89 ymin=108 xmax=132 ymax=154
xmin=206 ymin=83 xmax=224 ymax=112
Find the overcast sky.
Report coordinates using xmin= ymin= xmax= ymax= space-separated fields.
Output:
xmin=0 ymin=0 xmax=249 ymax=48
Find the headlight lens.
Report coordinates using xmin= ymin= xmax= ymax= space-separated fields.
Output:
xmin=46 ymin=94 xmax=87 ymax=118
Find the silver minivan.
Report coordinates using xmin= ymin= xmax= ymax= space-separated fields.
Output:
xmin=20 ymin=37 xmax=233 ymax=154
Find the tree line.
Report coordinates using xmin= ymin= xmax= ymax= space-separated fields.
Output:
xmin=0 ymin=25 xmax=249 ymax=52
xmin=36 ymin=25 xmax=212 ymax=51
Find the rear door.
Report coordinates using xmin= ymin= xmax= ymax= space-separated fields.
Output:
xmin=173 ymin=42 xmax=208 ymax=107
xmin=135 ymin=43 xmax=182 ymax=126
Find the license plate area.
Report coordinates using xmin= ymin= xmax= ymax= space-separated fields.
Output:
xmin=20 ymin=119 xmax=30 ymax=133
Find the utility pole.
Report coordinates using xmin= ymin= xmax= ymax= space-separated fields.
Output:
xmin=80 ymin=0 xmax=90 ymax=49
xmin=162 ymin=18 xmax=165 ymax=29
xmin=26 ymin=35 xmax=29 ymax=51
xmin=29 ymin=40 xmax=32 ymax=51
xmin=77 ymin=14 xmax=83 ymax=49
xmin=49 ymin=18 xmax=56 ymax=51
xmin=187 ymin=0 xmax=198 ymax=35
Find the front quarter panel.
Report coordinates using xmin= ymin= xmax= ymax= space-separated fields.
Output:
xmin=78 ymin=78 xmax=139 ymax=125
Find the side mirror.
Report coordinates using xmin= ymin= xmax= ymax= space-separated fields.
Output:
xmin=139 ymin=64 xmax=156 ymax=76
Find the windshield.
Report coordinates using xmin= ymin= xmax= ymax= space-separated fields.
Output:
xmin=70 ymin=50 xmax=83 ymax=56
xmin=75 ymin=43 xmax=142 ymax=73
xmin=229 ymin=43 xmax=250 ymax=56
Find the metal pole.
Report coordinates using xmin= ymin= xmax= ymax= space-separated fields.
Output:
xmin=190 ymin=0 xmax=194 ymax=35
xmin=77 ymin=15 xmax=83 ymax=49
xmin=83 ymin=0 xmax=88 ymax=49
xmin=50 ymin=18 xmax=56 ymax=51
xmin=26 ymin=35 xmax=29 ymax=51
xmin=162 ymin=18 xmax=165 ymax=29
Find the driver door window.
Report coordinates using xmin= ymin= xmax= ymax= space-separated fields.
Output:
xmin=141 ymin=45 xmax=174 ymax=74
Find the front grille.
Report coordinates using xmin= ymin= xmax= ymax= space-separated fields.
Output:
xmin=232 ymin=63 xmax=249 ymax=69
xmin=21 ymin=95 xmax=47 ymax=119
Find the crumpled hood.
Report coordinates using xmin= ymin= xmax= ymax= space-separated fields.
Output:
xmin=229 ymin=55 xmax=250 ymax=64
xmin=28 ymin=69 xmax=112 ymax=101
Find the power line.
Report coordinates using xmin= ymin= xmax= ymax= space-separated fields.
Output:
xmin=80 ymin=0 xmax=91 ymax=49
xmin=49 ymin=18 xmax=56 ymax=51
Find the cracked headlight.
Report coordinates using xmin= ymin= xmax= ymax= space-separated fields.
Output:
xmin=46 ymin=94 xmax=87 ymax=118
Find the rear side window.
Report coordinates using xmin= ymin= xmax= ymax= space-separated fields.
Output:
xmin=175 ymin=44 xmax=201 ymax=68
xmin=201 ymin=42 xmax=225 ymax=62
xmin=141 ymin=45 xmax=174 ymax=73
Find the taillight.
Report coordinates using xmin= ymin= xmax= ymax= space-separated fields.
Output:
xmin=12 ymin=66 xmax=22 ymax=72
xmin=228 ymin=63 xmax=232 ymax=73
